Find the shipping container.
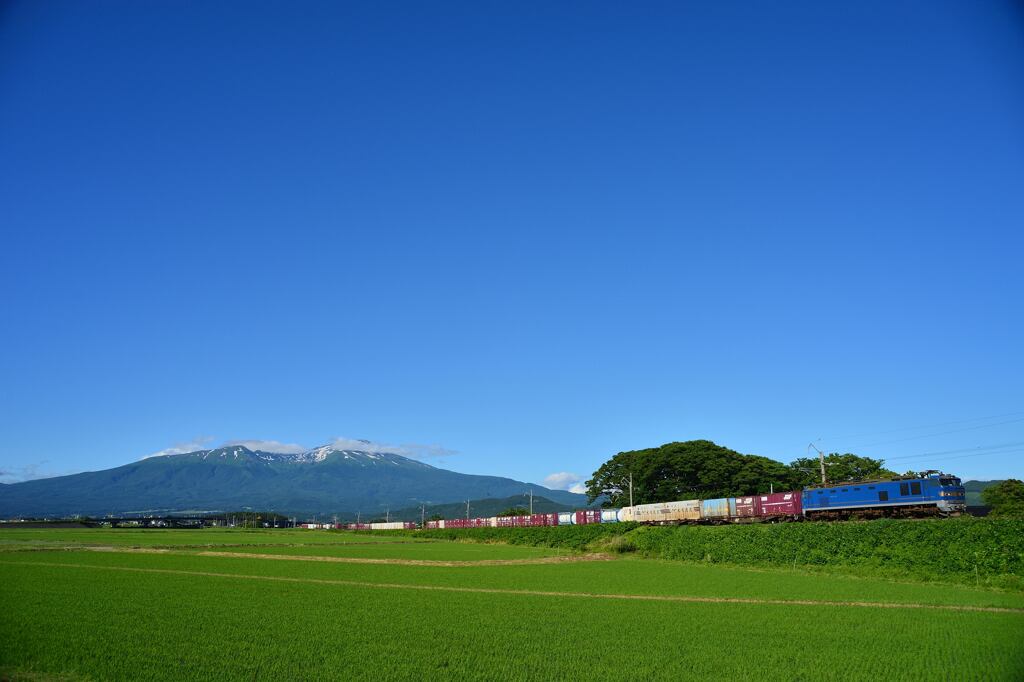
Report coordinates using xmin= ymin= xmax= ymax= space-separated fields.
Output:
xmin=757 ymin=491 xmax=802 ymax=518
xmin=529 ymin=513 xmax=559 ymax=526
xmin=369 ymin=521 xmax=408 ymax=530
xmin=446 ymin=518 xmax=475 ymax=529
xmin=621 ymin=500 xmax=700 ymax=523
xmin=572 ymin=509 xmax=603 ymax=525
xmin=600 ymin=509 xmax=621 ymax=523
xmin=700 ymin=498 xmax=730 ymax=521
xmin=557 ymin=512 xmax=573 ymax=526
xmin=732 ymin=496 xmax=761 ymax=518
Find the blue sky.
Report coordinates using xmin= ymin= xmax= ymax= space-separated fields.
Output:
xmin=1 ymin=1 xmax=1022 ymax=489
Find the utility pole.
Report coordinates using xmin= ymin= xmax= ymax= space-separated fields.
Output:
xmin=628 ymin=472 xmax=634 ymax=507
xmin=420 ymin=504 xmax=426 ymax=528
xmin=808 ymin=442 xmax=826 ymax=485
xmin=385 ymin=507 xmax=390 ymax=523
xmin=465 ymin=500 xmax=470 ymax=520
xmin=528 ymin=488 xmax=534 ymax=515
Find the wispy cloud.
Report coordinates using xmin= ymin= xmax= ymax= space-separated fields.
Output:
xmin=143 ymin=436 xmax=216 ymax=459
xmin=0 ymin=461 xmax=80 ymax=483
xmin=544 ymin=472 xmax=586 ymax=494
xmin=327 ymin=437 xmax=457 ymax=460
xmin=141 ymin=435 xmax=457 ymax=461
xmin=224 ymin=439 xmax=307 ymax=454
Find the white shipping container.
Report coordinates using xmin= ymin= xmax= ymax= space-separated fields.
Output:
xmin=622 ymin=500 xmax=700 ymax=523
xmin=600 ymin=509 xmax=621 ymax=523
xmin=369 ymin=521 xmax=408 ymax=530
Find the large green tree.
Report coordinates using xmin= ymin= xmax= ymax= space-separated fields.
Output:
xmin=787 ymin=453 xmax=896 ymax=487
xmin=981 ymin=479 xmax=1024 ymax=517
xmin=585 ymin=440 xmax=793 ymax=507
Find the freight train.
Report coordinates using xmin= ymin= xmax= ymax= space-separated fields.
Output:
xmin=302 ymin=472 xmax=966 ymax=531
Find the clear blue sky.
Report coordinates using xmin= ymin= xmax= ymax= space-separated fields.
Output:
xmin=2 ymin=1 xmax=1022 ymax=489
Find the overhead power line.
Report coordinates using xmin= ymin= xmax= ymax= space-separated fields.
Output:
xmin=883 ymin=441 xmax=1024 ymax=462
xmin=887 ymin=449 xmax=1024 ymax=466
xmin=825 ymin=410 xmax=1024 ymax=443
xmin=845 ymin=416 xmax=1024 ymax=449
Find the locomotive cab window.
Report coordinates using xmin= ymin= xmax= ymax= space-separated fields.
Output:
xmin=900 ymin=483 xmax=910 ymax=496
xmin=878 ymin=491 xmax=889 ymax=501
xmin=910 ymin=482 xmax=922 ymax=495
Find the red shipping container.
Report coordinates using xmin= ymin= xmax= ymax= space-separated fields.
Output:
xmin=534 ymin=513 xmax=557 ymax=526
xmin=757 ymin=491 xmax=802 ymax=518
xmin=574 ymin=510 xmax=602 ymax=525
xmin=733 ymin=496 xmax=762 ymax=517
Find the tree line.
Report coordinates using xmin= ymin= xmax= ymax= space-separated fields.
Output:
xmin=584 ymin=440 xmax=904 ymax=507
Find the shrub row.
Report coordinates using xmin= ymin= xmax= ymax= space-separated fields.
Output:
xmin=403 ymin=523 xmax=638 ymax=551
xmin=626 ymin=518 xmax=1024 ymax=587
xmin=384 ymin=517 xmax=1024 ymax=589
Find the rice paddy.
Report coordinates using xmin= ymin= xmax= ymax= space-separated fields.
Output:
xmin=1 ymin=528 xmax=1021 ymax=680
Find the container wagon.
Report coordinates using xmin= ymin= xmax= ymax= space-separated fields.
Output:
xmin=620 ymin=500 xmax=699 ymax=524
xmin=572 ymin=510 xmax=603 ymax=525
xmin=699 ymin=498 xmax=730 ymax=522
xmin=730 ymin=496 xmax=761 ymax=519
xmin=756 ymin=492 xmax=802 ymax=519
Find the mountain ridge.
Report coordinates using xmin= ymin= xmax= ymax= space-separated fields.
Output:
xmin=0 ymin=445 xmax=587 ymax=517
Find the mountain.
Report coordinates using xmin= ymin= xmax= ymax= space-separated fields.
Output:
xmin=963 ymin=480 xmax=1003 ymax=507
xmin=387 ymin=495 xmax=577 ymax=522
xmin=0 ymin=445 xmax=588 ymax=518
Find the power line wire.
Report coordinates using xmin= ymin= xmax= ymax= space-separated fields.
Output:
xmin=845 ymin=417 xmax=1024 ymax=449
xmin=824 ymin=410 xmax=1024 ymax=443
xmin=883 ymin=441 xmax=1024 ymax=462
xmin=887 ymin=449 xmax=1024 ymax=465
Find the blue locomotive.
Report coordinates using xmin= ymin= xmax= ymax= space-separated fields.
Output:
xmin=802 ymin=471 xmax=965 ymax=519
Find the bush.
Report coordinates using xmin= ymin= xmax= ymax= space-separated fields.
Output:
xmin=374 ymin=517 xmax=1024 ymax=589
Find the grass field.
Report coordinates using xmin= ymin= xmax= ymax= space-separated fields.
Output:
xmin=1 ymin=528 xmax=1022 ymax=680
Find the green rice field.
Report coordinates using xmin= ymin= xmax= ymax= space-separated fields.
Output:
xmin=1 ymin=528 xmax=1022 ymax=680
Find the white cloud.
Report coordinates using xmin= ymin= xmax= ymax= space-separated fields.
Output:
xmin=569 ymin=482 xmax=587 ymax=494
xmin=140 ymin=435 xmax=456 ymax=461
xmin=327 ymin=437 xmax=456 ymax=460
xmin=544 ymin=472 xmax=584 ymax=491
xmin=224 ymin=439 xmax=307 ymax=454
xmin=143 ymin=436 xmax=216 ymax=459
